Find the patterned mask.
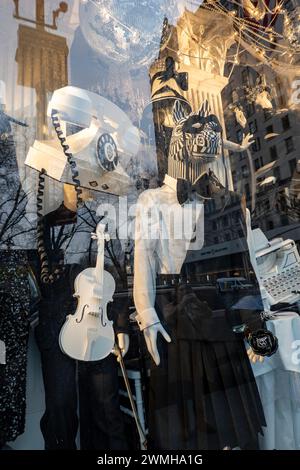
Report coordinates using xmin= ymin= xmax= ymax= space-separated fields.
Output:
xmin=168 ymin=100 xmax=222 ymax=165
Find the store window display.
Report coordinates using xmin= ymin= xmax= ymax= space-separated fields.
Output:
xmin=1 ymin=0 xmax=300 ymax=456
xmin=133 ymin=99 xmax=277 ymax=449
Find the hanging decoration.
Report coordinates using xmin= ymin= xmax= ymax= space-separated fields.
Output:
xmin=242 ymin=0 xmax=269 ymax=21
xmin=232 ymin=105 xmax=247 ymax=127
xmin=241 ymin=75 xmax=274 ymax=109
xmin=255 ymin=89 xmax=273 ymax=109
xmin=195 ymin=0 xmax=300 ymax=77
xmin=283 ymin=6 xmax=300 ymax=48
xmin=79 ymin=1 xmax=300 ymax=76
xmin=227 ymin=71 xmax=273 ymax=124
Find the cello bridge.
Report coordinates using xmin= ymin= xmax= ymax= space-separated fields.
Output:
xmin=88 ymin=311 xmax=99 ymax=318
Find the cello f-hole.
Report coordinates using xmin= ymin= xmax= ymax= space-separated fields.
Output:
xmin=76 ymin=304 xmax=89 ymax=323
xmin=99 ymin=307 xmax=107 ymax=327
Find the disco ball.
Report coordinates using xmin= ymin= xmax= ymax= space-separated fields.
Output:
xmin=79 ymin=0 xmax=203 ymax=66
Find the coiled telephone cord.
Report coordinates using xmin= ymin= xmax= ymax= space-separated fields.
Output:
xmin=36 ymin=169 xmax=65 ymax=284
xmin=36 ymin=110 xmax=90 ymax=283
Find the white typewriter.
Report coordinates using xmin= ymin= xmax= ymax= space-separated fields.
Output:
xmin=246 ymin=209 xmax=300 ymax=309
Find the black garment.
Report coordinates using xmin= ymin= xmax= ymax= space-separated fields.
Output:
xmin=78 ymin=293 xmax=129 ymax=450
xmin=78 ymin=354 xmax=128 ymax=450
xmin=35 ymin=263 xmax=129 ymax=450
xmin=148 ymin=279 xmax=266 ymax=450
xmin=39 ymin=338 xmax=78 ymax=450
xmin=0 ymin=110 xmax=30 ymax=446
xmin=0 ymin=251 xmax=30 ymax=447
xmin=35 ymin=264 xmax=81 ymax=449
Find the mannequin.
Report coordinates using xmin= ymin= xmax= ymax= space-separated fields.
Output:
xmin=133 ymin=100 xmax=268 ymax=449
xmin=134 ymin=100 xmax=255 ymax=366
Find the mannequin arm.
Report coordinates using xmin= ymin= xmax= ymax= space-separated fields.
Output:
xmin=224 ymin=133 xmax=254 ymax=152
xmin=114 ymin=333 xmax=130 ymax=361
xmin=133 ymin=191 xmax=171 ymax=366
xmin=143 ymin=323 xmax=171 ymax=366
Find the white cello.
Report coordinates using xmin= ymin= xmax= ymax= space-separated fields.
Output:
xmin=59 ymin=223 xmax=115 ymax=361
xmin=59 ymin=223 xmax=148 ymax=448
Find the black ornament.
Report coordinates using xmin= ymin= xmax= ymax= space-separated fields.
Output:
xmin=247 ymin=329 xmax=278 ymax=357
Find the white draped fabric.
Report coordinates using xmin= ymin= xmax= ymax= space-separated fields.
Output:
xmin=251 ymin=314 xmax=300 ymax=450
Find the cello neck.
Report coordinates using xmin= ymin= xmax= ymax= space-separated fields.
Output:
xmin=94 ymin=224 xmax=106 ymax=295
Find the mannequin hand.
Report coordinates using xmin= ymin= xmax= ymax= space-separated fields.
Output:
xmin=240 ymin=133 xmax=255 ymax=151
xmin=144 ymin=323 xmax=171 ymax=366
xmin=113 ymin=333 xmax=129 ymax=362
xmin=247 ymin=347 xmax=264 ymax=364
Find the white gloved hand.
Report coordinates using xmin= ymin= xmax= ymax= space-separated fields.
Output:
xmin=143 ymin=323 xmax=171 ymax=366
xmin=240 ymin=132 xmax=255 ymax=151
xmin=113 ymin=333 xmax=130 ymax=362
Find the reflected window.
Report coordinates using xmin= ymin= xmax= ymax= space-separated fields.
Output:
xmin=236 ymin=129 xmax=243 ymax=143
xmin=242 ymin=165 xmax=248 ymax=177
xmin=233 ymin=210 xmax=240 ymax=223
xmin=254 ymin=156 xmax=263 ymax=170
xmin=289 ymin=158 xmax=296 ymax=176
xmin=242 ymin=69 xmax=249 ymax=85
xmin=246 ymin=102 xmax=255 ymax=117
xmin=266 ymin=124 xmax=274 ymax=136
xmin=264 ymin=109 xmax=272 ymax=121
xmin=270 ymin=145 xmax=278 ymax=161
xmin=281 ymin=214 xmax=290 ymax=225
xmin=249 ymin=119 xmax=257 ymax=134
xmin=223 ymin=215 xmax=229 ymax=227
xmin=282 ymin=115 xmax=291 ymax=131
xmin=251 ymin=137 xmax=261 ymax=152
xmin=245 ymin=183 xmax=250 ymax=199
xmin=285 ymin=136 xmax=294 ymax=154
xmin=274 ymin=166 xmax=281 ymax=180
